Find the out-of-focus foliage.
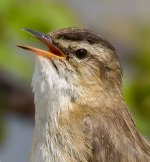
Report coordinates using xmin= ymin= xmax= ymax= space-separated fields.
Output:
xmin=124 ymin=24 xmax=150 ymax=137
xmin=0 ymin=1 xmax=149 ymax=161
xmin=0 ymin=0 xmax=78 ymax=143
xmin=0 ymin=0 xmax=150 ymax=145
xmin=0 ymin=0 xmax=77 ymax=79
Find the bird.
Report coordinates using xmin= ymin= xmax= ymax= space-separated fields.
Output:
xmin=17 ymin=27 xmax=150 ymax=162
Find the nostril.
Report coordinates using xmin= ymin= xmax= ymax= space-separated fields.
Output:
xmin=44 ymin=34 xmax=52 ymax=44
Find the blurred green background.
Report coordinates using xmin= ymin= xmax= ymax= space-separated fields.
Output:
xmin=0 ymin=0 xmax=150 ymax=162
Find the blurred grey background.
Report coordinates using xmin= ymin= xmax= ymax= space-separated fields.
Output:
xmin=0 ymin=0 xmax=150 ymax=162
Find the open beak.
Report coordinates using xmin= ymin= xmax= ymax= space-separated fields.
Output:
xmin=17 ymin=28 xmax=65 ymax=59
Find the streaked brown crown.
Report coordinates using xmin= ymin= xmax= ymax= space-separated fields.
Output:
xmin=50 ymin=28 xmax=115 ymax=50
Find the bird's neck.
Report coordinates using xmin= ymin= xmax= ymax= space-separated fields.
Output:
xmin=30 ymin=66 xmax=150 ymax=162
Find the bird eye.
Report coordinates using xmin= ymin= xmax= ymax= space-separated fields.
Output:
xmin=75 ymin=49 xmax=87 ymax=59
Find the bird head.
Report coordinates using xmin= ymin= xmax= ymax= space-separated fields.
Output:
xmin=17 ymin=28 xmax=122 ymax=106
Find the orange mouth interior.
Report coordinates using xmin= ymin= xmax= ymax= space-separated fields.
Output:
xmin=17 ymin=28 xmax=65 ymax=59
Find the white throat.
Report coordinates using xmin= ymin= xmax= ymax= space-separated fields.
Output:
xmin=30 ymin=57 xmax=75 ymax=162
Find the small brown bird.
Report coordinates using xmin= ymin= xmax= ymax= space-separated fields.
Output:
xmin=17 ymin=28 xmax=150 ymax=162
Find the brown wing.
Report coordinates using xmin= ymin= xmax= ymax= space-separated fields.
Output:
xmin=91 ymin=120 xmax=123 ymax=162
xmin=89 ymin=112 xmax=150 ymax=162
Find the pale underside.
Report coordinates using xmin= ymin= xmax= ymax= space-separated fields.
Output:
xmin=30 ymin=57 xmax=91 ymax=162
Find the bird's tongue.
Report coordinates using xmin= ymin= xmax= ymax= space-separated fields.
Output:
xmin=17 ymin=28 xmax=65 ymax=59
